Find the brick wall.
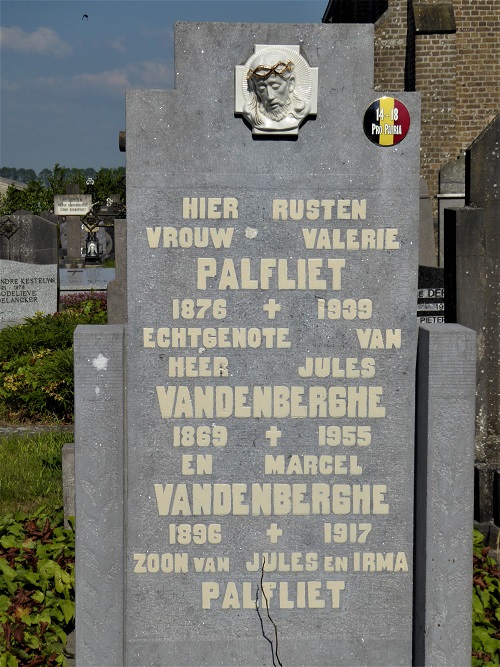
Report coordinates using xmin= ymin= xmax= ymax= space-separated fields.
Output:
xmin=454 ymin=1 xmax=499 ymax=151
xmin=371 ymin=0 xmax=499 ymax=222
xmin=374 ymin=0 xmax=408 ymax=91
xmin=416 ymin=33 xmax=458 ymax=215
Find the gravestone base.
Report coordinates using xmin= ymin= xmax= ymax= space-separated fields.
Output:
xmin=75 ymin=322 xmax=477 ymax=666
xmin=74 ymin=325 xmax=124 ymax=666
xmin=414 ymin=324 xmax=476 ymax=666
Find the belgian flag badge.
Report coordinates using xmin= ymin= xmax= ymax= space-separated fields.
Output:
xmin=363 ymin=97 xmax=410 ymax=146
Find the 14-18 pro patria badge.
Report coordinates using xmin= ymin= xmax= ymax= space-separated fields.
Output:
xmin=364 ymin=97 xmax=411 ymax=146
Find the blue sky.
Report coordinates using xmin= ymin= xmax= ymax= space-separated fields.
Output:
xmin=0 ymin=0 xmax=326 ymax=173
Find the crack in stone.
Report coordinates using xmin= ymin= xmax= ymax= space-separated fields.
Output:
xmin=255 ymin=556 xmax=283 ymax=667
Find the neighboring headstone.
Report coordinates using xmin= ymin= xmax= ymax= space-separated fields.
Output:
xmin=419 ymin=178 xmax=437 ymax=267
xmin=76 ymin=22 xmax=422 ymax=666
xmin=417 ymin=265 xmax=444 ymax=323
xmin=107 ymin=218 xmax=127 ymax=324
xmin=0 ymin=259 xmax=57 ymax=322
xmin=444 ymin=115 xmax=499 ymax=523
xmin=436 ymin=154 xmax=465 ymax=266
xmin=54 ymin=194 xmax=92 ymax=217
xmin=440 ymin=154 xmax=466 ymax=194
xmin=63 ymin=185 xmax=85 ymax=267
xmin=414 ymin=324 xmax=476 ymax=667
xmin=39 ymin=211 xmax=61 ymax=225
xmin=100 ymin=225 xmax=114 ymax=261
xmin=60 ymin=222 xmax=111 ymax=264
xmin=0 ymin=210 xmax=58 ymax=264
xmin=59 ymin=267 xmax=115 ymax=299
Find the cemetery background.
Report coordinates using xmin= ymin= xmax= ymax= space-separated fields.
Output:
xmin=0 ymin=2 xmax=498 ymax=664
xmin=0 ymin=166 xmax=125 ymax=330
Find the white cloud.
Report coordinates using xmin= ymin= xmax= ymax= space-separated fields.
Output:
xmin=139 ymin=27 xmax=172 ymax=40
xmin=35 ymin=61 xmax=172 ymax=96
xmin=109 ymin=38 xmax=126 ymax=53
xmin=73 ymin=69 xmax=131 ymax=92
xmin=0 ymin=26 xmax=73 ymax=57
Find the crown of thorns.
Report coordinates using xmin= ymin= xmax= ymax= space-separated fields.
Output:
xmin=247 ymin=60 xmax=295 ymax=80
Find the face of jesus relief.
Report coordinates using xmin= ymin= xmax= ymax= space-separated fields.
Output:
xmin=253 ymin=74 xmax=295 ymax=120
xmin=238 ymin=49 xmax=315 ymax=135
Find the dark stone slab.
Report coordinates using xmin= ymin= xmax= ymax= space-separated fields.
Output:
xmin=413 ymin=3 xmax=456 ymax=34
xmin=418 ymin=265 xmax=444 ymax=290
xmin=0 ymin=210 xmax=58 ymax=264
xmin=107 ymin=218 xmax=127 ymax=324
xmin=466 ymin=114 xmax=500 ymax=208
xmin=418 ymin=266 xmax=444 ymax=323
xmin=444 ymin=115 xmax=500 ymax=521
xmin=65 ymin=217 xmax=84 ymax=266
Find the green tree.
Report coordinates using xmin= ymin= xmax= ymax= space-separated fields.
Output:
xmin=91 ymin=167 xmax=126 ymax=203
xmin=17 ymin=168 xmax=37 ymax=183
xmin=0 ymin=167 xmax=36 ymax=183
xmin=0 ymin=165 xmax=126 ymax=216
xmin=36 ymin=168 xmax=53 ymax=187
xmin=0 ymin=167 xmax=18 ymax=180
xmin=0 ymin=181 xmax=53 ymax=215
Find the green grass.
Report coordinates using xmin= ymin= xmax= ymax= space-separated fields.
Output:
xmin=0 ymin=432 xmax=71 ymax=516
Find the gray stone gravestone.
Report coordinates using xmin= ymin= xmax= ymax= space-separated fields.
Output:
xmin=124 ymin=23 xmax=420 ymax=666
xmin=60 ymin=185 xmax=86 ymax=268
xmin=107 ymin=218 xmax=127 ymax=324
xmin=0 ymin=259 xmax=57 ymax=323
xmin=59 ymin=267 xmax=114 ymax=299
xmin=76 ymin=22 xmax=423 ymax=666
xmin=0 ymin=210 xmax=58 ymax=264
xmin=418 ymin=178 xmax=437 ymax=267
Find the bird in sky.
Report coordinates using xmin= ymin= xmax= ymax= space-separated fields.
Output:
xmin=82 ymin=14 xmax=88 ymax=20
